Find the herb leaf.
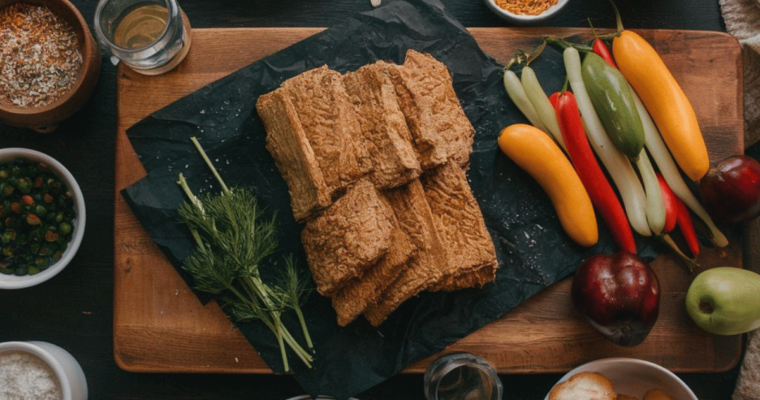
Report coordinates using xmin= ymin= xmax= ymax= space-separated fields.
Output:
xmin=176 ymin=137 xmax=314 ymax=372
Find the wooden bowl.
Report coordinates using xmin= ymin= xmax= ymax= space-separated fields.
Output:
xmin=0 ymin=0 xmax=101 ymax=133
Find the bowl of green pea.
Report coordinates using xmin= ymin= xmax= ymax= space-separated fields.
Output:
xmin=0 ymin=148 xmax=85 ymax=289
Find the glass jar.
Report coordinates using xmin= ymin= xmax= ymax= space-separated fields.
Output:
xmin=424 ymin=353 xmax=503 ymax=400
xmin=94 ymin=0 xmax=192 ymax=75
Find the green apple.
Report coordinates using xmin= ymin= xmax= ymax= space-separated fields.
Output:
xmin=685 ymin=267 xmax=760 ymax=335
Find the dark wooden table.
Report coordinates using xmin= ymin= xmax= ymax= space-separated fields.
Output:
xmin=0 ymin=0 xmax=743 ymax=399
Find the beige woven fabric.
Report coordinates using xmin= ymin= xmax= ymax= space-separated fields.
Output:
xmin=719 ymin=1 xmax=760 ymax=398
xmin=720 ymin=0 xmax=760 ymax=147
xmin=734 ymin=330 xmax=760 ymax=400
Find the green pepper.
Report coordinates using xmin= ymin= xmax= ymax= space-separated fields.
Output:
xmin=581 ymin=52 xmax=645 ymax=160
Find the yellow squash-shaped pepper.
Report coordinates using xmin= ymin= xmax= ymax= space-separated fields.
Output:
xmin=498 ymin=124 xmax=598 ymax=247
xmin=613 ymin=30 xmax=710 ymax=182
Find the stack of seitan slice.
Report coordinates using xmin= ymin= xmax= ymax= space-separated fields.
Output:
xmin=257 ymin=50 xmax=496 ymax=328
xmin=344 ymin=62 xmax=422 ymax=189
xmin=423 ymin=163 xmax=498 ymax=292
xmin=388 ymin=50 xmax=475 ymax=169
xmin=331 ymin=216 xmax=414 ymax=327
xmin=365 ymin=164 xmax=497 ymax=327
xmin=363 ymin=179 xmax=448 ymax=327
xmin=257 ymin=66 xmax=371 ymax=222
xmin=301 ymin=180 xmax=395 ymax=297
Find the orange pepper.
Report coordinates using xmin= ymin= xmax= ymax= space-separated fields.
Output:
xmin=498 ymin=124 xmax=598 ymax=247
xmin=613 ymin=30 xmax=709 ymax=182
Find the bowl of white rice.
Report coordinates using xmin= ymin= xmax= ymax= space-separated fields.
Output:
xmin=0 ymin=341 xmax=87 ymax=400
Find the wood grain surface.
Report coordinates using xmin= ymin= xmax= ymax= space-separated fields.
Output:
xmin=114 ymin=27 xmax=744 ymax=375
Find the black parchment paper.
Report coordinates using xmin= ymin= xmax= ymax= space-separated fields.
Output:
xmin=122 ymin=0 xmax=657 ymax=397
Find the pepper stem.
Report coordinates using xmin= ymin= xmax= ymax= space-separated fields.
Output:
xmin=506 ymin=49 xmax=528 ymax=69
xmin=560 ymin=77 xmax=569 ymax=96
xmin=544 ymin=36 xmax=594 ymax=53
xmin=526 ymin=40 xmax=547 ymax=66
xmin=588 ymin=18 xmax=599 ymax=39
xmin=608 ymin=0 xmax=624 ymax=34
xmin=659 ymin=234 xmax=699 ymax=273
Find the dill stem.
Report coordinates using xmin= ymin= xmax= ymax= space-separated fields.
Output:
xmin=278 ymin=322 xmax=313 ymax=367
xmin=190 ymin=136 xmax=230 ymax=194
xmin=293 ymin=305 xmax=314 ymax=352
xmin=244 ymin=276 xmax=312 ymax=366
xmin=226 ymin=283 xmax=258 ymax=316
xmin=274 ymin=322 xmax=290 ymax=373
xmin=226 ymin=279 xmax=292 ymax=371
xmin=243 ymin=276 xmax=310 ymax=367
xmin=177 ymin=173 xmax=204 ymax=213
xmin=177 ymin=140 xmax=314 ymax=372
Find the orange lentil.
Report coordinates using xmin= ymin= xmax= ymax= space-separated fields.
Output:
xmin=494 ymin=0 xmax=558 ymax=16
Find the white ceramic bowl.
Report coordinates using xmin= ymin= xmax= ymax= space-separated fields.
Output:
xmin=484 ymin=0 xmax=569 ymax=24
xmin=0 ymin=341 xmax=88 ymax=400
xmin=0 ymin=148 xmax=86 ymax=289
xmin=544 ymin=358 xmax=698 ymax=400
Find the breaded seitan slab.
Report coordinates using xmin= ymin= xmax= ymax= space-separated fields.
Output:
xmin=301 ymin=180 xmax=395 ymax=296
xmin=389 ymin=50 xmax=475 ymax=169
xmin=257 ymin=66 xmax=371 ymax=222
xmin=331 ymin=216 xmax=414 ymax=327
xmin=422 ymin=163 xmax=498 ymax=291
xmin=344 ymin=62 xmax=421 ymax=189
xmin=364 ymin=180 xmax=446 ymax=327
xmin=256 ymin=90 xmax=333 ymax=222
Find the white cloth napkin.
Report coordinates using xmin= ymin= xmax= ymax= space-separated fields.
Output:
xmin=720 ymin=2 xmax=760 ymax=398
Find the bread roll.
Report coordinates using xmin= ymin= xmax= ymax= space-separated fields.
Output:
xmin=549 ymin=371 xmax=617 ymax=400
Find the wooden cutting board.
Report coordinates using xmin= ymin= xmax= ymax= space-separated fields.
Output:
xmin=114 ymin=27 xmax=744 ymax=374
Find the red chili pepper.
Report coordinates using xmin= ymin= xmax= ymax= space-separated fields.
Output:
xmin=593 ymin=38 xmax=618 ymax=69
xmin=548 ymin=91 xmax=560 ymax=108
xmin=674 ymin=195 xmax=699 ymax=257
xmin=656 ymin=173 xmax=677 ymax=233
xmin=555 ymin=91 xmax=636 ymax=254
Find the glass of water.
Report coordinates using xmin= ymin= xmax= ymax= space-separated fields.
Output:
xmin=94 ymin=0 xmax=192 ymax=75
xmin=424 ymin=353 xmax=503 ymax=400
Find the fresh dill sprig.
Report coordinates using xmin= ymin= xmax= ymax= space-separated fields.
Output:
xmin=176 ymin=137 xmax=314 ymax=372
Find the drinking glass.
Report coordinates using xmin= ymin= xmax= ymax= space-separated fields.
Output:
xmin=94 ymin=0 xmax=192 ymax=75
xmin=424 ymin=353 xmax=503 ymax=400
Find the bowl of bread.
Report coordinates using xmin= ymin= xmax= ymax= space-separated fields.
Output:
xmin=546 ymin=358 xmax=697 ymax=400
